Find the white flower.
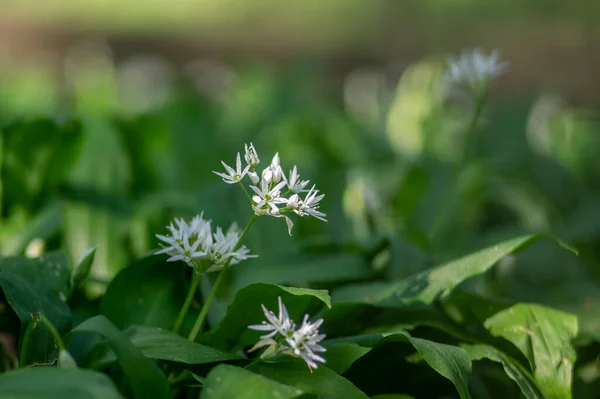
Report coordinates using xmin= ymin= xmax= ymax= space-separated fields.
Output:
xmin=155 ymin=214 xmax=256 ymax=273
xmin=213 ymin=153 xmax=250 ymax=184
xmin=290 ymin=185 xmax=327 ymax=222
xmin=445 ymin=48 xmax=509 ymax=94
xmin=248 ymin=297 xmax=327 ymax=370
xmin=287 ymin=166 xmax=310 ymax=193
xmin=250 ymin=179 xmax=287 ymax=214
xmin=283 ymin=314 xmax=326 ymax=371
xmin=249 ymin=297 xmax=295 ymax=346
xmin=245 ymin=142 xmax=260 ymax=168
xmin=155 ymin=219 xmax=206 ymax=265
xmin=218 ymin=143 xmax=327 ymax=235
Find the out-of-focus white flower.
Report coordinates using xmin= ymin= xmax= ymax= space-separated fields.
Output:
xmin=445 ymin=48 xmax=509 ymax=94
xmin=213 ymin=153 xmax=250 ymax=184
xmin=248 ymin=296 xmax=327 ymax=371
xmin=245 ymin=142 xmax=260 ymax=168
xmin=217 ymin=143 xmax=327 ymax=234
xmin=155 ymin=214 xmax=256 ymax=273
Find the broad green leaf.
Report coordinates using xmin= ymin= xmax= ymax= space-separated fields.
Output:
xmin=324 ymin=332 xmax=472 ymax=399
xmin=201 ymin=364 xmax=305 ymax=399
xmin=232 ymin=253 xmax=370 ymax=291
xmin=0 ymin=251 xmax=71 ymax=364
xmin=249 ymin=361 xmax=369 ymax=399
xmin=70 ymin=245 xmax=98 ymax=288
xmin=484 ymin=304 xmax=578 ymax=399
xmin=371 ymin=396 xmax=415 ymax=399
xmin=202 ymin=283 xmax=330 ymax=351
xmin=463 ymin=344 xmax=543 ymax=399
xmin=72 ymin=315 xmax=170 ymax=399
xmin=101 ymin=254 xmax=193 ymax=331
xmin=88 ymin=325 xmax=240 ymax=368
xmin=0 ymin=367 xmax=122 ymax=398
xmin=332 ymin=234 xmax=573 ymax=307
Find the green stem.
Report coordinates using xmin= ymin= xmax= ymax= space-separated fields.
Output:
xmin=18 ymin=318 xmax=37 ymax=368
xmin=39 ymin=314 xmax=66 ymax=351
xmin=173 ymin=271 xmax=202 ymax=334
xmin=238 ymin=182 xmax=253 ymax=203
xmin=187 ymin=214 xmax=258 ymax=342
xmin=430 ymin=87 xmax=488 ymax=242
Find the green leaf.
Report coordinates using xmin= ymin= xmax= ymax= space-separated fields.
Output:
xmin=332 ymin=234 xmax=574 ymax=307
xmin=70 ymin=245 xmax=98 ymax=288
xmin=100 ymin=254 xmax=193 ymax=331
xmin=324 ymin=332 xmax=472 ymax=399
xmin=249 ymin=361 xmax=369 ymax=399
xmin=371 ymin=395 xmax=415 ymax=399
xmin=88 ymin=325 xmax=240 ymax=368
xmin=0 ymin=367 xmax=123 ymax=398
xmin=0 ymin=251 xmax=71 ymax=364
xmin=201 ymin=364 xmax=305 ymax=399
xmin=202 ymin=283 xmax=330 ymax=351
xmin=484 ymin=304 xmax=578 ymax=399
xmin=72 ymin=315 xmax=170 ymax=399
xmin=463 ymin=344 xmax=543 ymax=399
xmin=232 ymin=253 xmax=370 ymax=291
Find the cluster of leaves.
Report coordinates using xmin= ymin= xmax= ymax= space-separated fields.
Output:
xmin=0 ymin=60 xmax=599 ymax=398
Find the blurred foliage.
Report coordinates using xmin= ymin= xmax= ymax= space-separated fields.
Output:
xmin=0 ymin=44 xmax=600 ymax=398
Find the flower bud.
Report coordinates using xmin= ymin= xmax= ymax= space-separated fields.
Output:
xmin=248 ymin=171 xmax=260 ymax=184
xmin=287 ymin=194 xmax=299 ymax=209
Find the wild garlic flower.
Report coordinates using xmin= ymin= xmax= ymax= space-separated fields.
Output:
xmin=248 ymin=296 xmax=326 ymax=371
xmin=445 ymin=48 xmax=509 ymax=95
xmin=213 ymin=153 xmax=250 ymax=184
xmin=217 ymin=143 xmax=327 ymax=235
xmin=155 ymin=214 xmax=256 ymax=274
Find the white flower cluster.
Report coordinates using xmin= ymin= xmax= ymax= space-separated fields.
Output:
xmin=445 ymin=48 xmax=509 ymax=95
xmin=248 ymin=296 xmax=326 ymax=371
xmin=155 ymin=214 xmax=256 ymax=274
xmin=214 ymin=143 xmax=327 ymax=235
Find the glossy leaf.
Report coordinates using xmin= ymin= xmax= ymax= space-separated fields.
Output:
xmin=72 ymin=315 xmax=170 ymax=399
xmin=484 ymin=304 xmax=578 ymax=399
xmin=249 ymin=361 xmax=369 ymax=399
xmin=100 ymin=254 xmax=193 ymax=331
xmin=70 ymin=245 xmax=98 ymax=288
xmin=89 ymin=325 xmax=240 ymax=368
xmin=0 ymin=251 xmax=71 ymax=364
xmin=201 ymin=364 xmax=305 ymax=399
xmin=324 ymin=332 xmax=472 ymax=399
xmin=463 ymin=344 xmax=543 ymax=399
xmin=332 ymin=234 xmax=574 ymax=307
xmin=0 ymin=367 xmax=122 ymax=398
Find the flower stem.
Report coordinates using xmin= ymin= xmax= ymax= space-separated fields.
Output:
xmin=172 ymin=271 xmax=202 ymax=334
xmin=187 ymin=214 xmax=259 ymax=342
xmin=238 ymin=182 xmax=253 ymax=203
xmin=18 ymin=318 xmax=37 ymax=368
xmin=430 ymin=87 xmax=488 ymax=242
xmin=39 ymin=314 xmax=66 ymax=351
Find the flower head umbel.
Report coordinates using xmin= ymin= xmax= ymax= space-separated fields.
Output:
xmin=445 ymin=48 xmax=509 ymax=95
xmin=155 ymin=214 xmax=256 ymax=274
xmin=248 ymin=297 xmax=326 ymax=371
xmin=217 ymin=143 xmax=327 ymax=235
xmin=213 ymin=153 xmax=250 ymax=184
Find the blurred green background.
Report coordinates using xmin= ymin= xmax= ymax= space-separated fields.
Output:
xmin=1 ymin=0 xmax=600 ymax=349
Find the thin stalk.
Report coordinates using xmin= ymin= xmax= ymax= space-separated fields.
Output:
xmin=238 ymin=182 xmax=254 ymax=203
xmin=39 ymin=314 xmax=66 ymax=351
xmin=187 ymin=214 xmax=258 ymax=342
xmin=18 ymin=318 xmax=37 ymax=368
xmin=430 ymin=87 xmax=488 ymax=242
xmin=172 ymin=271 xmax=202 ymax=334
